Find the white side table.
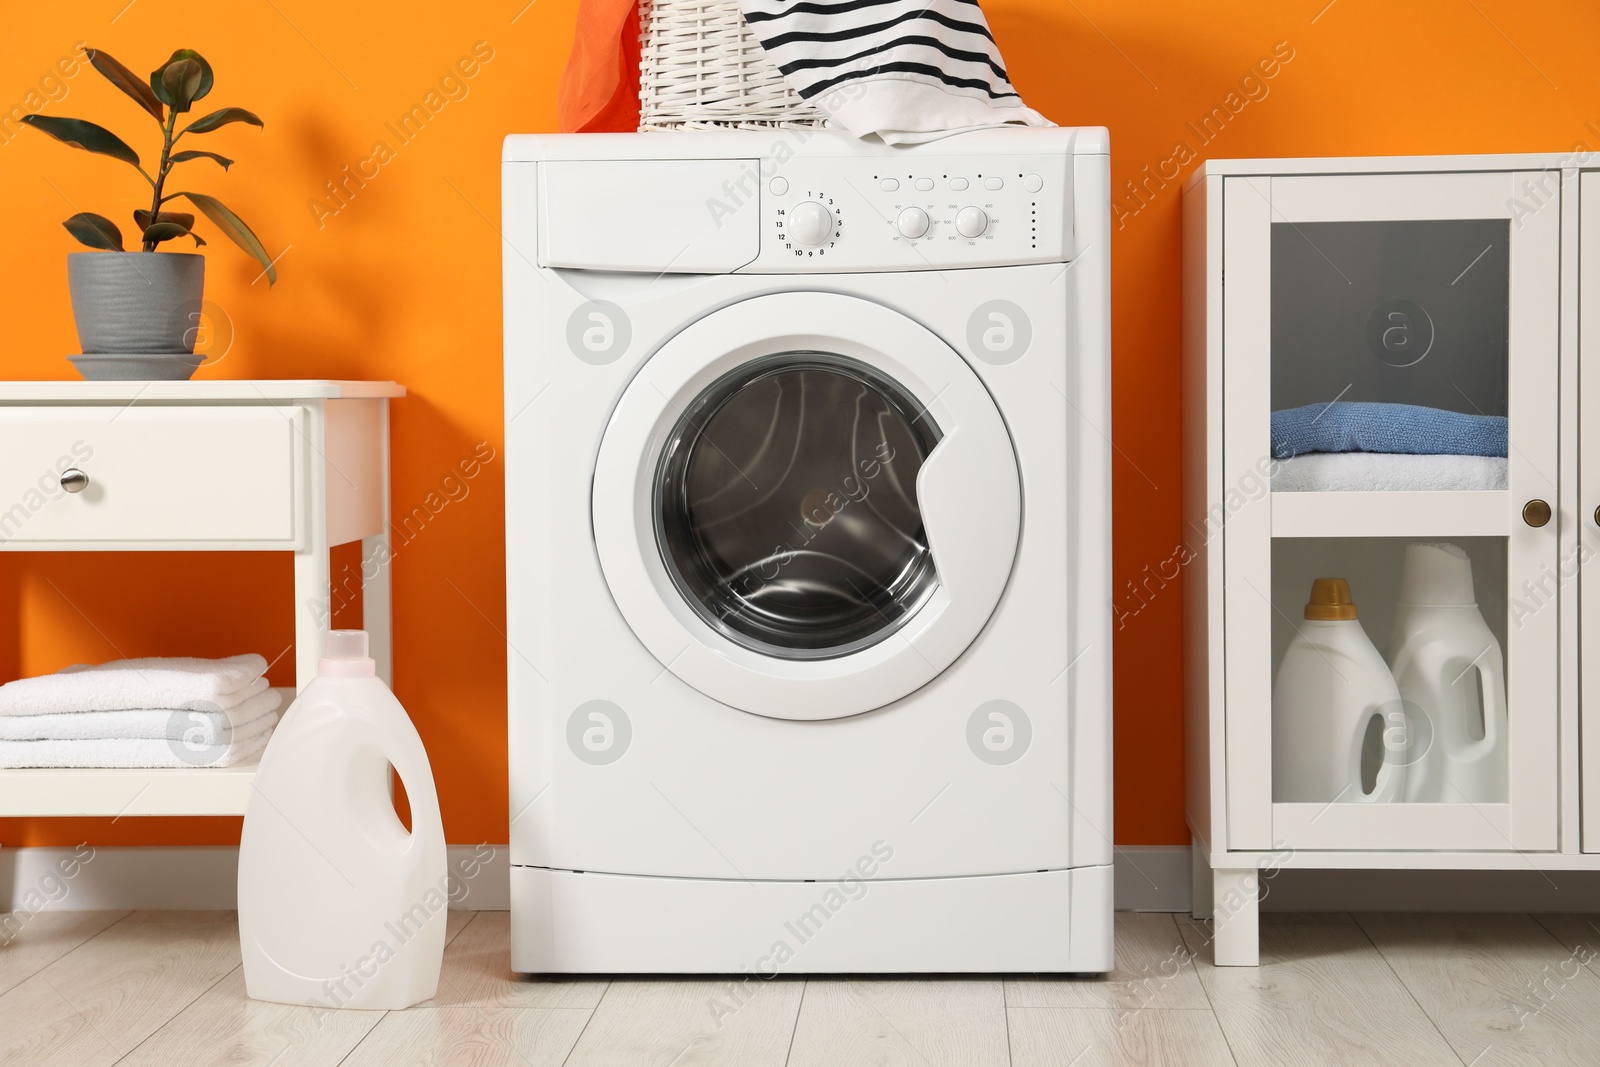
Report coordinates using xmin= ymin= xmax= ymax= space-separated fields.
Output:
xmin=0 ymin=380 xmax=404 ymax=817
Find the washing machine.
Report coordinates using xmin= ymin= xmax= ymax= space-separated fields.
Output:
xmin=503 ymin=127 xmax=1112 ymax=973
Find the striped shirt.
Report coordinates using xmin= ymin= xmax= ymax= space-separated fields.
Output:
xmin=743 ymin=0 xmax=1022 ymax=103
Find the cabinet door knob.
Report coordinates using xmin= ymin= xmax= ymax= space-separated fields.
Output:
xmin=1594 ymin=503 xmax=1600 ymax=529
xmin=1522 ymin=498 xmax=1552 ymax=528
xmin=59 ymin=468 xmax=89 ymax=494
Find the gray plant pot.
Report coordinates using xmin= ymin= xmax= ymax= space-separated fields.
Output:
xmin=66 ymin=251 xmax=205 ymax=360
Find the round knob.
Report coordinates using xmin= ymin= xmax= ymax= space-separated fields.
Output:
xmin=787 ymin=201 xmax=834 ymax=248
xmin=1523 ymin=499 xmax=1552 ymax=528
xmin=896 ymin=207 xmax=930 ymax=240
xmin=59 ymin=468 xmax=89 ymax=494
xmin=1594 ymin=504 xmax=1600 ymax=529
xmin=955 ymin=206 xmax=989 ymax=239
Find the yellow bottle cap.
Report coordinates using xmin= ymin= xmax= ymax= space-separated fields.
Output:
xmin=1304 ymin=578 xmax=1358 ymax=621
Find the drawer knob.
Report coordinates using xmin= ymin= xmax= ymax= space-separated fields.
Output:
xmin=1523 ymin=498 xmax=1552 ymax=528
xmin=59 ymin=468 xmax=89 ymax=494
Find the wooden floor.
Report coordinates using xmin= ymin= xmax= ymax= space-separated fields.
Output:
xmin=4 ymin=909 xmax=1600 ymax=1065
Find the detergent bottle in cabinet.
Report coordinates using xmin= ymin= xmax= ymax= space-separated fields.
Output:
xmin=1271 ymin=578 xmax=1406 ymax=803
xmin=238 ymin=630 xmax=447 ymax=1009
xmin=1388 ymin=543 xmax=1509 ymax=803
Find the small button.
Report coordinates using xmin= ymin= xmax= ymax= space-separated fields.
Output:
xmin=1022 ymin=173 xmax=1043 ymax=193
xmin=879 ymin=178 xmax=899 ymax=191
xmin=769 ymin=176 xmax=789 ymax=195
xmin=914 ymin=177 xmax=934 ymax=191
xmin=984 ymin=176 xmax=1004 ymax=191
xmin=950 ymin=177 xmax=970 ymax=191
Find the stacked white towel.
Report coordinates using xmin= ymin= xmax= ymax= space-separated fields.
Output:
xmin=0 ymin=654 xmax=281 ymax=769
xmin=1271 ymin=453 xmax=1510 ymax=493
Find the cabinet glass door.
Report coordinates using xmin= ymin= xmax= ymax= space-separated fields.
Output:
xmin=1222 ymin=170 xmax=1560 ymax=852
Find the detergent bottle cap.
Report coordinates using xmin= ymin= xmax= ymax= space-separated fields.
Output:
xmin=1304 ymin=578 xmax=1358 ymax=621
xmin=1398 ymin=542 xmax=1477 ymax=607
xmin=319 ymin=629 xmax=376 ymax=677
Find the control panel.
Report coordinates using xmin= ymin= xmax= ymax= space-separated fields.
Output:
xmin=746 ymin=154 xmax=1072 ymax=273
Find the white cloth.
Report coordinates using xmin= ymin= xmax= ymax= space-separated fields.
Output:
xmin=0 ymin=709 xmax=278 ymax=769
xmin=739 ymin=0 xmax=1052 ymax=144
xmin=0 ymin=654 xmax=270 ymax=716
xmin=1271 ymin=453 xmax=1509 ymax=492
xmin=0 ymin=688 xmax=281 ymax=743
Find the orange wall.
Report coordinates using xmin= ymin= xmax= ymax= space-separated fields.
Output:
xmin=2 ymin=1 xmax=1598 ymax=849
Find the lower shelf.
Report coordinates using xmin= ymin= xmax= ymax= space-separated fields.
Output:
xmin=0 ymin=755 xmax=259 ymax=817
xmin=0 ymin=686 xmax=292 ymax=818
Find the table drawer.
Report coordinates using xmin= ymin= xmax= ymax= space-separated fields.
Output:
xmin=0 ymin=406 xmax=298 ymax=546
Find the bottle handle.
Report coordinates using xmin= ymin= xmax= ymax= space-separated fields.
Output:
xmin=1461 ymin=644 xmax=1508 ymax=764
xmin=1352 ymin=705 xmax=1406 ymax=804
xmin=385 ymin=724 xmax=443 ymax=848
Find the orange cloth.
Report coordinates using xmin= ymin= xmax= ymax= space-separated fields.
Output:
xmin=558 ymin=0 xmax=642 ymax=132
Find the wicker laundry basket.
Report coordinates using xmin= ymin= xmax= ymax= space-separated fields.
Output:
xmin=637 ymin=0 xmax=830 ymax=130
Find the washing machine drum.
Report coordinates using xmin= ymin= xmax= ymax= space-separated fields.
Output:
xmin=592 ymin=292 xmax=1021 ymax=720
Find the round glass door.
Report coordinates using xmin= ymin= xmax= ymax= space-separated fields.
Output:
xmin=590 ymin=289 xmax=1021 ymax=719
xmin=655 ymin=353 xmax=942 ymax=659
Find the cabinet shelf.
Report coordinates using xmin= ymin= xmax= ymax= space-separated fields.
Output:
xmin=1271 ymin=490 xmax=1510 ymax=538
xmin=0 ymin=754 xmax=259 ymax=817
xmin=0 ymin=687 xmax=294 ymax=817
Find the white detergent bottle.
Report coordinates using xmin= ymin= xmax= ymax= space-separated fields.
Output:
xmin=1388 ymin=543 xmax=1508 ymax=803
xmin=238 ymin=630 xmax=446 ymax=1010
xmin=1271 ymin=578 xmax=1407 ymax=803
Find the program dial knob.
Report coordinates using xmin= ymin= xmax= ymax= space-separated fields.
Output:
xmin=896 ymin=207 xmax=930 ymax=239
xmin=788 ymin=201 xmax=834 ymax=247
xmin=955 ymin=206 xmax=989 ymax=239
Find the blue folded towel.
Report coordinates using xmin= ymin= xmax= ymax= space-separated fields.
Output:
xmin=1270 ymin=402 xmax=1507 ymax=460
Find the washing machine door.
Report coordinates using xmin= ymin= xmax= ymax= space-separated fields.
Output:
xmin=592 ymin=291 xmax=1021 ymax=719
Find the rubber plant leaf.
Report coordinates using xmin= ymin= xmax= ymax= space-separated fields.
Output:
xmin=149 ymin=49 xmax=213 ymax=107
xmin=168 ymin=149 xmax=233 ymax=170
xmin=183 ymin=108 xmax=263 ymax=134
xmin=18 ymin=115 xmax=139 ymax=167
xmin=175 ymin=191 xmax=276 ymax=284
xmin=159 ymin=58 xmax=204 ymax=113
xmin=134 ymin=209 xmax=197 ymax=231
xmin=142 ymin=221 xmax=206 ymax=247
xmin=63 ymin=212 xmax=124 ymax=251
xmin=86 ymin=48 xmax=164 ymax=122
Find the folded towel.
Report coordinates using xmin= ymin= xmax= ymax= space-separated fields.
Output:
xmin=0 ymin=709 xmax=277 ymax=769
xmin=1270 ymin=402 xmax=1507 ymax=460
xmin=1272 ymin=453 xmax=1510 ymax=493
xmin=0 ymin=654 xmax=269 ymax=716
xmin=739 ymin=0 xmax=1052 ymax=144
xmin=0 ymin=688 xmax=282 ymax=743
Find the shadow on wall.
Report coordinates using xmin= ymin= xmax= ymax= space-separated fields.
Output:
xmin=0 ymin=563 xmax=15 ymax=686
xmin=241 ymin=103 xmax=408 ymax=377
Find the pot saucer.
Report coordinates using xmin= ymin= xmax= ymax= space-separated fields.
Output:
xmin=68 ymin=353 xmax=204 ymax=381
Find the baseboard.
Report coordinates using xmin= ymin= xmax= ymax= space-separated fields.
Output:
xmin=1 ymin=845 xmax=1181 ymax=913
xmin=7 ymin=844 xmax=1597 ymax=914
xmin=0 ymin=844 xmax=514 ymax=913
xmin=1115 ymin=846 xmax=1195 ymax=911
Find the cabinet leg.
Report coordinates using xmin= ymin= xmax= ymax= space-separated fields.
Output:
xmin=294 ymin=538 xmax=330 ymax=692
xmin=362 ymin=534 xmax=393 ymax=688
xmin=1190 ymin=836 xmax=1213 ymax=920
xmin=1212 ymin=867 xmax=1260 ymax=967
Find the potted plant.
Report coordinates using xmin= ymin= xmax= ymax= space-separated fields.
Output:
xmin=22 ymin=47 xmax=275 ymax=380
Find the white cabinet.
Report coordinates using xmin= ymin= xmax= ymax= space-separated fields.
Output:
xmin=0 ymin=380 xmax=402 ymax=817
xmin=1184 ymin=155 xmax=1590 ymax=965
